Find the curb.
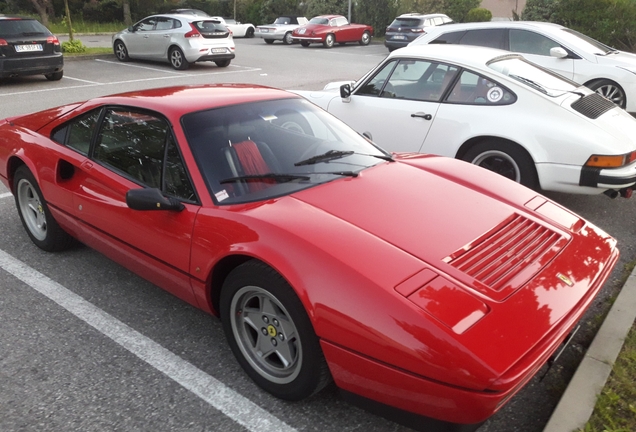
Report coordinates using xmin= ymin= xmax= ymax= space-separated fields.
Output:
xmin=64 ymin=54 xmax=115 ymax=62
xmin=544 ymin=266 xmax=636 ymax=432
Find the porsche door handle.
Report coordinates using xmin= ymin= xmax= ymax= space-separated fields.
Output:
xmin=411 ymin=112 xmax=432 ymax=120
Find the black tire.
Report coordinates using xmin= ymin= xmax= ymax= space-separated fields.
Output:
xmin=338 ymin=42 xmax=346 ymax=46
xmin=169 ymin=46 xmax=189 ymax=70
xmin=301 ymin=41 xmax=310 ymax=47
xmin=359 ymin=31 xmax=371 ymax=46
xmin=44 ymin=71 xmax=63 ymax=81
xmin=220 ymin=261 xmax=331 ymax=400
xmin=462 ymin=140 xmax=538 ymax=189
xmin=283 ymin=32 xmax=293 ymax=45
xmin=265 ymin=38 xmax=275 ymax=45
xmin=587 ymin=79 xmax=626 ymax=109
xmin=323 ymin=34 xmax=335 ymax=48
xmin=113 ymin=40 xmax=130 ymax=62
xmin=215 ymin=59 xmax=231 ymax=67
xmin=13 ymin=165 xmax=75 ymax=252
xmin=246 ymin=27 xmax=255 ymax=38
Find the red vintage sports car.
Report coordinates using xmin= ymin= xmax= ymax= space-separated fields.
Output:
xmin=291 ymin=15 xmax=373 ymax=48
xmin=0 ymin=85 xmax=618 ymax=431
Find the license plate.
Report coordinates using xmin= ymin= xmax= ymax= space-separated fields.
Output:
xmin=212 ymin=48 xmax=227 ymax=53
xmin=15 ymin=44 xmax=43 ymax=52
xmin=261 ymin=29 xmax=269 ymax=33
xmin=392 ymin=35 xmax=406 ymax=40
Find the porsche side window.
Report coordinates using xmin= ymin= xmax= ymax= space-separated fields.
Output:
xmin=51 ymin=109 xmax=101 ymax=155
xmin=384 ymin=60 xmax=459 ymax=102
xmin=94 ymin=109 xmax=168 ymax=189
xmin=509 ymin=29 xmax=561 ymax=56
xmin=356 ymin=60 xmax=397 ymax=97
xmin=446 ymin=70 xmax=515 ymax=105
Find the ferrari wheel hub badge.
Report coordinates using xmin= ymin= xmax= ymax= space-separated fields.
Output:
xmin=267 ymin=324 xmax=277 ymax=337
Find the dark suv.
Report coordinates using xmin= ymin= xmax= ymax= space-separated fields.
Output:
xmin=0 ymin=16 xmax=63 ymax=81
xmin=385 ymin=13 xmax=453 ymax=51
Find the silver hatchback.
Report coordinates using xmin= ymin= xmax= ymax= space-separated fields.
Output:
xmin=112 ymin=14 xmax=235 ymax=70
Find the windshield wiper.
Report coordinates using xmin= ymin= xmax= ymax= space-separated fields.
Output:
xmin=509 ymin=74 xmax=548 ymax=94
xmin=314 ymin=171 xmax=359 ymax=177
xmin=220 ymin=173 xmax=310 ymax=184
xmin=295 ymin=149 xmax=393 ymax=166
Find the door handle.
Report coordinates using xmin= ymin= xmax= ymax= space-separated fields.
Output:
xmin=411 ymin=113 xmax=432 ymax=120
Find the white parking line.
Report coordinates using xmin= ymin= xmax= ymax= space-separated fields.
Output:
xmin=95 ymin=59 xmax=185 ymax=74
xmin=0 ymin=248 xmax=296 ymax=432
xmin=63 ymin=76 xmax=102 ymax=84
xmin=0 ymin=192 xmax=12 ymax=199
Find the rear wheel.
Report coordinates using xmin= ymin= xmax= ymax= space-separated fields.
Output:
xmin=114 ymin=40 xmax=130 ymax=62
xmin=587 ymin=79 xmax=626 ymax=108
xmin=220 ymin=261 xmax=331 ymax=400
xmin=13 ymin=165 xmax=75 ymax=252
xmin=246 ymin=27 xmax=255 ymax=38
xmin=323 ymin=34 xmax=335 ymax=48
xmin=283 ymin=32 xmax=293 ymax=45
xmin=462 ymin=140 xmax=538 ymax=189
xmin=265 ymin=38 xmax=275 ymax=45
xmin=44 ymin=71 xmax=63 ymax=81
xmin=301 ymin=41 xmax=310 ymax=47
xmin=215 ymin=59 xmax=231 ymax=67
xmin=169 ymin=46 xmax=189 ymax=70
xmin=359 ymin=31 xmax=371 ymax=46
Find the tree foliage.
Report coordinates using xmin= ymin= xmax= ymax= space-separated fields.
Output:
xmin=356 ymin=0 xmax=397 ymax=35
xmin=444 ymin=0 xmax=480 ymax=22
xmin=520 ymin=0 xmax=558 ymax=21
xmin=466 ymin=7 xmax=492 ymax=21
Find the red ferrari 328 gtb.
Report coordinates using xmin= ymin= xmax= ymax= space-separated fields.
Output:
xmin=0 ymin=85 xmax=618 ymax=431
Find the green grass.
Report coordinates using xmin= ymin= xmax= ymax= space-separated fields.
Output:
xmin=48 ymin=19 xmax=124 ymax=34
xmin=63 ymin=47 xmax=113 ymax=56
xmin=582 ymin=261 xmax=636 ymax=432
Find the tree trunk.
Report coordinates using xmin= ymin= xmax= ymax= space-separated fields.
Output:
xmin=123 ymin=0 xmax=132 ymax=26
xmin=64 ymin=0 xmax=73 ymax=41
xmin=29 ymin=0 xmax=54 ymax=27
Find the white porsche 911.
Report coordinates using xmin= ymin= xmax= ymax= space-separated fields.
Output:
xmin=294 ymin=44 xmax=636 ymax=197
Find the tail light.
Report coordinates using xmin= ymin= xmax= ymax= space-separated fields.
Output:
xmin=184 ymin=23 xmax=201 ymax=38
xmin=0 ymin=39 xmax=8 ymax=46
xmin=46 ymin=35 xmax=60 ymax=45
xmin=410 ymin=28 xmax=426 ymax=33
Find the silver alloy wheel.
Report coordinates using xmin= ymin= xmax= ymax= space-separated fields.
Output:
xmin=17 ymin=178 xmax=47 ymax=241
xmin=324 ymin=34 xmax=334 ymax=48
xmin=360 ymin=32 xmax=370 ymax=45
xmin=283 ymin=32 xmax=293 ymax=45
xmin=230 ymin=285 xmax=302 ymax=384
xmin=114 ymin=41 xmax=128 ymax=61
xmin=170 ymin=49 xmax=184 ymax=69
xmin=470 ymin=150 xmax=521 ymax=182
xmin=594 ymin=82 xmax=625 ymax=107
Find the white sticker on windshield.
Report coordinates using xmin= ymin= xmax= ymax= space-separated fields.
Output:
xmin=487 ymin=87 xmax=503 ymax=103
xmin=215 ymin=190 xmax=230 ymax=202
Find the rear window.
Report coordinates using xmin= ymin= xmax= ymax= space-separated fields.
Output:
xmin=390 ymin=18 xmax=422 ymax=28
xmin=0 ymin=19 xmax=50 ymax=37
xmin=309 ymin=17 xmax=329 ymax=25
xmin=194 ymin=21 xmax=227 ymax=32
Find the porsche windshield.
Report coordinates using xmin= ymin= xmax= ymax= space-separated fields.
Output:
xmin=488 ymin=56 xmax=580 ymax=97
xmin=181 ymin=98 xmax=390 ymax=205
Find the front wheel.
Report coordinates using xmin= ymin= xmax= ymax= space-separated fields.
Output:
xmin=323 ymin=34 xmax=335 ymax=48
xmin=283 ymin=32 xmax=293 ymax=45
xmin=169 ymin=46 xmax=189 ymax=70
xmin=462 ymin=141 xmax=538 ymax=189
xmin=220 ymin=261 xmax=331 ymax=400
xmin=246 ymin=27 xmax=255 ymax=38
xmin=587 ymin=79 xmax=626 ymax=108
xmin=265 ymin=38 xmax=275 ymax=45
xmin=300 ymin=41 xmax=310 ymax=47
xmin=215 ymin=59 xmax=231 ymax=67
xmin=359 ymin=31 xmax=371 ymax=46
xmin=113 ymin=40 xmax=130 ymax=62
xmin=13 ymin=165 xmax=75 ymax=252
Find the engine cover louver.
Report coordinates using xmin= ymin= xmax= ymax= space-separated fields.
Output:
xmin=571 ymin=92 xmax=616 ymax=119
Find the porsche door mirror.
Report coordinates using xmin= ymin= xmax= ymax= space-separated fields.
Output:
xmin=550 ymin=47 xmax=568 ymax=59
xmin=340 ymin=83 xmax=352 ymax=102
xmin=126 ymin=188 xmax=184 ymax=211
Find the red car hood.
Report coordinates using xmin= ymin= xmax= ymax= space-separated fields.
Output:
xmin=292 ymin=155 xmax=617 ymax=387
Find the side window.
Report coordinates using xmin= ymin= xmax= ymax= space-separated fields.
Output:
xmin=336 ymin=17 xmax=349 ymax=26
xmin=165 ymin=135 xmax=196 ymax=201
xmin=51 ymin=109 xmax=102 ymax=155
xmin=356 ymin=60 xmax=397 ymax=97
xmin=431 ymin=31 xmax=466 ymax=44
xmin=446 ymin=70 xmax=516 ymax=105
xmin=94 ymin=109 xmax=169 ymax=189
xmin=459 ymin=29 xmax=506 ymax=49
xmin=384 ymin=60 xmax=459 ymax=102
xmin=509 ymin=29 xmax=560 ymax=56
xmin=135 ymin=18 xmax=156 ymax=32
xmin=155 ymin=18 xmax=174 ymax=31
xmin=329 ymin=19 xmax=338 ymax=27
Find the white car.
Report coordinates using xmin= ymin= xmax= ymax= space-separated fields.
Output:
xmin=209 ymin=16 xmax=255 ymax=38
xmin=408 ymin=21 xmax=636 ymax=114
xmin=112 ymin=14 xmax=235 ymax=70
xmin=256 ymin=16 xmax=308 ymax=44
xmin=293 ymin=44 xmax=636 ymax=197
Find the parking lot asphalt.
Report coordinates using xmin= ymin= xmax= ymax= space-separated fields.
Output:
xmin=0 ymin=35 xmax=636 ymax=432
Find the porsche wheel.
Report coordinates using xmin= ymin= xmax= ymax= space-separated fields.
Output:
xmin=246 ymin=27 xmax=255 ymax=38
xmin=587 ymin=79 xmax=626 ymax=109
xmin=265 ymin=39 xmax=275 ymax=45
xmin=114 ymin=40 xmax=130 ymax=62
xmin=283 ymin=32 xmax=293 ymax=45
xmin=220 ymin=261 xmax=330 ymax=400
xmin=301 ymin=41 xmax=310 ymax=47
xmin=462 ymin=141 xmax=538 ymax=189
xmin=323 ymin=34 xmax=335 ymax=48
xmin=13 ymin=165 xmax=74 ymax=252
xmin=169 ymin=46 xmax=189 ymax=70
xmin=359 ymin=31 xmax=371 ymax=46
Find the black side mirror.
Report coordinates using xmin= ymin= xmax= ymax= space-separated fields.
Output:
xmin=126 ymin=188 xmax=185 ymax=211
xmin=340 ymin=83 xmax=352 ymax=101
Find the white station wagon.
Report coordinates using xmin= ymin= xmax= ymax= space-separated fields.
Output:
xmin=294 ymin=44 xmax=636 ymax=197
